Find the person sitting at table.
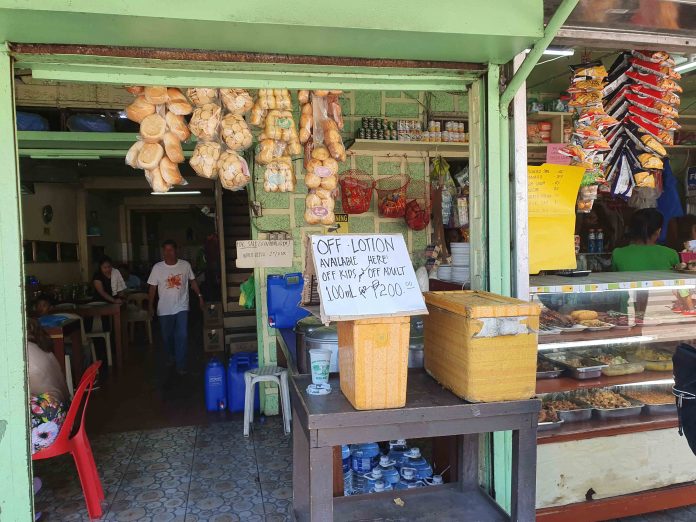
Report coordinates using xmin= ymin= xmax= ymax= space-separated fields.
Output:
xmin=34 ymin=294 xmax=54 ymax=316
xmin=120 ymin=264 xmax=142 ymax=291
xmin=27 ymin=317 xmax=69 ymax=454
xmin=92 ymin=256 xmax=126 ymax=305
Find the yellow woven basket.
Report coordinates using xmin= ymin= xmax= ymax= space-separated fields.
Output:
xmin=424 ymin=291 xmax=540 ymax=403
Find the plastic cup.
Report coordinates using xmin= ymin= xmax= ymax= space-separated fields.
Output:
xmin=309 ymin=348 xmax=332 ymax=385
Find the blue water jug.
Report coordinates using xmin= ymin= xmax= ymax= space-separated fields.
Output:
xmin=387 ymin=439 xmax=410 ymax=469
xmin=404 ymin=447 xmax=432 ymax=480
xmin=374 ymin=455 xmax=400 ymax=485
xmin=342 ymin=445 xmax=353 ymax=496
xmin=267 ymin=273 xmax=310 ymax=328
xmin=351 ymin=443 xmax=381 ymax=494
xmin=204 ymin=358 xmax=227 ymax=411
xmin=371 ymin=479 xmax=393 ymax=493
xmin=393 ymin=467 xmax=424 ymax=490
xmin=227 ymin=352 xmax=260 ymax=413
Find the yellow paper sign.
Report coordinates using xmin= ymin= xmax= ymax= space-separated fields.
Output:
xmin=324 ymin=213 xmax=350 ymax=234
xmin=528 ymin=163 xmax=585 ymax=274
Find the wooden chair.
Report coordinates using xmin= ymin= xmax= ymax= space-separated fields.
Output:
xmin=127 ymin=292 xmax=153 ymax=345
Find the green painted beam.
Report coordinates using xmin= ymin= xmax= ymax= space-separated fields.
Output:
xmin=1 ymin=1 xmax=543 ymax=64
xmin=0 ymin=44 xmax=33 ymax=521
xmin=486 ymin=64 xmax=503 ymax=295
xmin=15 ymin=55 xmax=481 ymax=92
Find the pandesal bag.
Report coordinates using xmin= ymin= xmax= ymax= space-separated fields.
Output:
xmin=673 ymin=343 xmax=696 ymax=456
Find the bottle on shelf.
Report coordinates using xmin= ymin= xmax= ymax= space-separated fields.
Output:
xmin=387 ymin=439 xmax=410 ymax=469
xmin=596 ymin=229 xmax=604 ymax=254
xmin=588 ymin=229 xmax=596 ymax=254
xmin=374 ymin=455 xmax=400 ymax=485
xmin=393 ymin=467 xmax=424 ymax=490
xmin=403 ymin=447 xmax=433 ymax=479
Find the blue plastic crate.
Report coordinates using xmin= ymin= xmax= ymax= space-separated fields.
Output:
xmin=267 ymin=273 xmax=310 ymax=328
xmin=227 ymin=352 xmax=260 ymax=413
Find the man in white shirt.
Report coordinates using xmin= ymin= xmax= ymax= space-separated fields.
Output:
xmin=147 ymin=240 xmax=205 ymax=375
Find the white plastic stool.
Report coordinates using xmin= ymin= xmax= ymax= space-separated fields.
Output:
xmin=243 ymin=366 xmax=291 ymax=437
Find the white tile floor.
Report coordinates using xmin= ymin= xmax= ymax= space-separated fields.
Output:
xmin=33 ymin=417 xmax=694 ymax=521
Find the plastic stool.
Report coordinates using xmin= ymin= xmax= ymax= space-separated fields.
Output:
xmin=243 ymin=366 xmax=291 ymax=437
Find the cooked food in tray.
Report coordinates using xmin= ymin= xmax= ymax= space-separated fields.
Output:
xmin=547 ymin=354 xmax=604 ymax=369
xmin=570 ymin=310 xmax=598 ymax=321
xmin=579 ymin=319 xmax=613 ymax=328
xmin=635 ymin=347 xmax=672 ymax=361
xmin=597 ymin=311 xmax=631 ymax=327
xmin=623 ymin=389 xmax=674 ymax=405
xmin=594 ymin=353 xmax=630 ymax=365
xmin=540 ymin=308 xmax=574 ymax=328
xmin=585 ymin=390 xmax=633 ymax=409
xmin=539 ymin=403 xmax=561 ymax=423
xmin=537 ymin=359 xmax=559 ymax=372
xmin=545 ymin=399 xmax=584 ymax=411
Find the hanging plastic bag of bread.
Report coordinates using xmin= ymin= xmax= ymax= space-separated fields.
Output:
xmin=220 ymin=89 xmax=254 ymax=115
xmin=326 ymin=93 xmax=344 ymax=130
xmin=166 ymin=88 xmax=193 ymax=115
xmin=163 ymin=132 xmax=185 ymax=163
xmin=126 ymin=140 xmax=144 ymax=169
xmin=305 ymin=145 xmax=338 ymax=191
xmin=257 ymin=139 xmax=288 ymax=165
xmin=189 ymin=103 xmax=222 ymax=141
xmin=217 ymin=150 xmax=251 ymax=191
xmin=159 ymin=156 xmax=186 ymax=186
xmin=165 ymin=111 xmax=191 ymax=142
xmin=275 ymin=89 xmax=292 ymax=110
xmin=125 ymin=86 xmax=144 ymax=96
xmin=263 ymin=157 xmax=295 ymax=193
xmin=299 ymin=101 xmax=313 ymax=144
xmin=322 ymin=119 xmax=346 ymax=161
xmin=249 ymin=101 xmax=267 ymax=127
xmin=256 ymin=89 xmax=277 ymax=110
xmin=137 ymin=142 xmax=165 ymax=170
xmin=298 ymin=90 xmax=310 ymax=105
xmin=140 ymin=112 xmax=167 ymax=143
xmin=220 ymin=113 xmax=253 ymax=151
xmin=145 ymin=166 xmax=171 ymax=193
xmin=187 ymin=88 xmax=218 ymax=106
xmin=190 ymin=141 xmax=222 ymax=179
xmin=304 ymin=189 xmax=336 ymax=225
xmin=126 ymin=96 xmax=156 ymax=123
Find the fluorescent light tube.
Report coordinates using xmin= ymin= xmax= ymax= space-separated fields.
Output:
xmin=151 ymin=190 xmax=202 ymax=196
xmin=675 ymin=61 xmax=696 ymax=73
xmin=524 ymin=48 xmax=575 ymax=57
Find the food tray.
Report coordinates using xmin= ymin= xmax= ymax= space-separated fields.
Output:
xmin=538 ymin=419 xmax=565 ymax=431
xmin=575 ymin=348 xmax=645 ymax=377
xmin=540 ymin=393 xmax=593 ymax=423
xmin=618 ymin=384 xmax=677 ymax=416
xmin=590 ymin=394 xmax=644 ymax=420
xmin=537 ymin=368 xmax=564 ymax=379
xmin=540 ymin=353 xmax=607 ymax=380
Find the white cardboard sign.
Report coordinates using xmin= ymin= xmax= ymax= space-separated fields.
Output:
xmin=310 ymin=234 xmax=427 ymax=322
xmin=236 ymin=240 xmax=293 ymax=268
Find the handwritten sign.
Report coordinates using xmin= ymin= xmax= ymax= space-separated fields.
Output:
xmin=236 ymin=240 xmax=293 ymax=268
xmin=545 ymin=143 xmax=571 ymax=166
xmin=309 ymin=234 xmax=427 ymax=322
xmin=528 ymin=164 xmax=585 ymax=274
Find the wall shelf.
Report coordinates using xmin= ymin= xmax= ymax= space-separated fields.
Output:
xmin=347 ymin=138 xmax=469 ymax=158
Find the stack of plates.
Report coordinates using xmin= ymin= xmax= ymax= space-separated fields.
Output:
xmin=437 ymin=265 xmax=452 ymax=281
xmin=450 ymin=243 xmax=470 ymax=283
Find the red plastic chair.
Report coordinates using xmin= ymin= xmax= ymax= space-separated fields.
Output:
xmin=32 ymin=361 xmax=104 ymax=519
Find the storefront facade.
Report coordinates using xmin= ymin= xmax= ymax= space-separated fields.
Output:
xmin=0 ymin=1 xmax=588 ymax=519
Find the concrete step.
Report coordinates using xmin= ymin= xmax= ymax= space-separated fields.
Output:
xmin=224 ymin=314 xmax=257 ymax=329
xmin=227 ymin=272 xmax=251 ymax=284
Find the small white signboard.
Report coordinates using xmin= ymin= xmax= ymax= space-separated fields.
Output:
xmin=309 ymin=234 xmax=427 ymax=322
xmin=236 ymin=240 xmax=293 ymax=268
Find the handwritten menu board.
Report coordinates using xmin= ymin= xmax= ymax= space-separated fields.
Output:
xmin=235 ymin=240 xmax=293 ymax=268
xmin=528 ymin=164 xmax=585 ymax=274
xmin=309 ymin=234 xmax=427 ymax=322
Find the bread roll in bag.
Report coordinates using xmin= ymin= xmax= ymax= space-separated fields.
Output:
xmin=159 ymin=156 xmax=185 ymax=185
xmin=145 ymin=166 xmax=171 ymax=193
xmin=144 ymin=86 xmax=168 ymax=105
xmin=140 ymin=113 xmax=167 ymax=143
xmin=126 ymin=140 xmax=144 ymax=168
xmin=126 ymin=96 xmax=156 ymax=123
xmin=165 ymin=112 xmax=191 ymax=142
xmin=163 ymin=132 xmax=185 ymax=163
xmin=137 ymin=142 xmax=164 ymax=170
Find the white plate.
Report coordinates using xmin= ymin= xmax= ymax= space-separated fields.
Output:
xmin=558 ymin=324 xmax=588 ymax=332
xmin=586 ymin=325 xmax=615 ymax=332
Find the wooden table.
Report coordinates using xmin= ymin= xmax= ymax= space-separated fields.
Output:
xmin=76 ymin=303 xmax=128 ymax=368
xmin=290 ymin=370 xmax=540 ymax=522
xmin=43 ymin=318 xmax=83 ymax=380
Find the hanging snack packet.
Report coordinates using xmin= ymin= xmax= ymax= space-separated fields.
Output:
xmin=632 ymin=50 xmax=676 ymax=67
xmin=626 ymin=71 xmax=682 ymax=93
xmin=630 ymin=58 xmax=681 ymax=80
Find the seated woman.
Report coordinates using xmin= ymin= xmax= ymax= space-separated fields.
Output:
xmin=27 ymin=318 xmax=70 ymax=453
xmin=92 ymin=256 xmax=125 ymax=304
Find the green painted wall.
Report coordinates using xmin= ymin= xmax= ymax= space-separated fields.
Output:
xmin=250 ymin=89 xmax=466 ymax=413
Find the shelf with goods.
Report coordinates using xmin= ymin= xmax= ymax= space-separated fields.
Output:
xmin=527 ymin=111 xmax=573 ymax=146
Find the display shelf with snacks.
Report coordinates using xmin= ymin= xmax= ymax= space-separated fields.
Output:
xmin=346 ymin=139 xmax=469 ymax=158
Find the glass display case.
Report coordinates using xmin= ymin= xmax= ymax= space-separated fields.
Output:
xmin=529 ymin=270 xmax=696 ymax=442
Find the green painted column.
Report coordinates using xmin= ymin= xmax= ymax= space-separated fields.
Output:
xmin=0 ymin=44 xmax=33 ymax=521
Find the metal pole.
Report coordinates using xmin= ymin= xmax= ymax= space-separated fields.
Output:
xmin=0 ymin=42 xmax=33 ymax=521
xmin=499 ymin=0 xmax=579 ymax=112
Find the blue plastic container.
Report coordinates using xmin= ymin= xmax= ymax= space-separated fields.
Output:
xmin=388 ymin=439 xmax=411 ymax=469
xmin=404 ymin=448 xmax=433 ymax=480
xmin=204 ymin=358 xmax=227 ymax=412
xmin=267 ymin=273 xmax=310 ymax=328
xmin=341 ymin=445 xmax=353 ymax=496
xmin=351 ymin=443 xmax=381 ymax=494
xmin=227 ymin=352 xmax=260 ymax=413
xmin=375 ymin=455 xmax=400 ymax=485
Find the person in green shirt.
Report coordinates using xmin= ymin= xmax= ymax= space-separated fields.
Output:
xmin=611 ymin=208 xmax=680 ymax=272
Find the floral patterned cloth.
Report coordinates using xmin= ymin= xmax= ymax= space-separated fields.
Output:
xmin=30 ymin=393 xmax=67 ymax=454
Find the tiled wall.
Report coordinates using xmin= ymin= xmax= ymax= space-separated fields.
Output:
xmin=249 ymin=90 xmax=466 ymax=414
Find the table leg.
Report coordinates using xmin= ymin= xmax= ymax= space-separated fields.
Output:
xmin=293 ymin=412 xmax=310 ymax=520
xmin=308 ymin=445 xmax=334 ymax=522
xmin=458 ymin=433 xmax=479 ymax=490
xmin=113 ymin=309 xmax=123 ymax=368
xmin=69 ymin=328 xmax=83 ymax=382
xmin=510 ymin=422 xmax=537 ymax=522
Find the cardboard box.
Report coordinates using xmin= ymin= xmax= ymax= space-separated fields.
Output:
xmin=203 ymin=302 xmax=224 ymax=327
xmin=203 ymin=327 xmax=225 ymax=353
